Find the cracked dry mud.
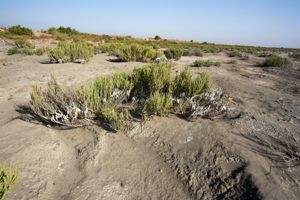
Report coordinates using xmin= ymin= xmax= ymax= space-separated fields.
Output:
xmin=1 ymin=40 xmax=300 ymax=199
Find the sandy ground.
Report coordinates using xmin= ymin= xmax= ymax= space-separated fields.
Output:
xmin=0 ymin=39 xmax=300 ymax=200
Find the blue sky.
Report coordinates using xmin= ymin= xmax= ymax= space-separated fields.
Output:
xmin=0 ymin=0 xmax=299 ymax=48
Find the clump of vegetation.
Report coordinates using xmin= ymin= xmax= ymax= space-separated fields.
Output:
xmin=112 ymin=44 xmax=162 ymax=63
xmin=173 ymin=67 xmax=211 ymax=97
xmin=84 ymin=75 xmax=132 ymax=131
xmin=131 ymin=63 xmax=173 ymax=97
xmin=183 ymin=48 xmax=203 ymax=57
xmin=57 ymin=26 xmax=79 ymax=35
xmin=263 ymin=55 xmax=293 ymax=67
xmin=192 ymin=59 xmax=221 ymax=67
xmin=48 ymin=41 xmax=94 ymax=63
xmin=33 ymin=47 xmax=49 ymax=56
xmin=47 ymin=26 xmax=79 ymax=35
xmin=111 ymin=72 xmax=132 ymax=91
xmin=164 ymin=47 xmax=183 ymax=60
xmin=0 ymin=162 xmax=18 ymax=200
xmin=97 ymin=104 xmax=132 ymax=131
xmin=8 ymin=47 xmax=48 ymax=56
xmin=7 ymin=39 xmax=48 ymax=56
xmin=198 ymin=45 xmax=220 ymax=54
xmin=154 ymin=35 xmax=161 ymax=40
xmin=27 ymin=64 xmax=212 ymax=131
xmin=30 ymin=77 xmax=89 ymax=127
xmin=228 ymin=50 xmax=242 ymax=57
xmin=94 ymin=42 xmax=122 ymax=54
xmin=8 ymin=25 xmax=33 ymax=36
xmin=15 ymin=39 xmax=35 ymax=49
xmin=143 ymin=91 xmax=173 ymax=117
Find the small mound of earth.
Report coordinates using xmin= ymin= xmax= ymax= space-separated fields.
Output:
xmin=128 ymin=117 xmax=262 ymax=199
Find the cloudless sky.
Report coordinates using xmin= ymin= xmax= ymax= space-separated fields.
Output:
xmin=1 ymin=0 xmax=299 ymax=48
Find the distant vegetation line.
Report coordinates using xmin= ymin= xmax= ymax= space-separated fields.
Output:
xmin=0 ymin=25 xmax=299 ymax=52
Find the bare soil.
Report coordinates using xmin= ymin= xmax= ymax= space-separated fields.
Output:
xmin=0 ymin=39 xmax=300 ymax=200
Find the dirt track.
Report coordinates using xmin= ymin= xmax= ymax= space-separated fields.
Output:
xmin=1 ymin=40 xmax=300 ymax=199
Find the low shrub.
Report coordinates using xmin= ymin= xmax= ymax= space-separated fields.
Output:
xmin=97 ymin=104 xmax=132 ymax=131
xmin=192 ymin=59 xmax=221 ymax=67
xmin=7 ymin=39 xmax=49 ymax=56
xmin=33 ymin=47 xmax=49 ymax=56
xmin=132 ymin=63 xmax=173 ymax=97
xmin=228 ymin=50 xmax=242 ymax=57
xmin=111 ymin=72 xmax=132 ymax=90
xmin=30 ymin=77 xmax=88 ymax=127
xmin=27 ymin=63 xmax=212 ymax=131
xmin=202 ymin=47 xmax=220 ymax=53
xmin=8 ymin=48 xmax=33 ymax=55
xmin=8 ymin=46 xmax=49 ymax=56
xmin=84 ymin=76 xmax=132 ymax=131
xmin=143 ymin=91 xmax=173 ymax=117
xmin=94 ymin=42 xmax=121 ymax=54
xmin=15 ymin=39 xmax=34 ymax=49
xmin=263 ymin=55 xmax=292 ymax=67
xmin=84 ymin=76 xmax=113 ymax=111
xmin=48 ymin=41 xmax=94 ymax=63
xmin=0 ymin=162 xmax=18 ymax=200
xmin=112 ymin=44 xmax=162 ymax=63
xmin=164 ymin=47 xmax=183 ymax=60
xmin=152 ymin=44 xmax=160 ymax=49
xmin=47 ymin=27 xmax=57 ymax=34
xmin=48 ymin=26 xmax=80 ymax=35
xmin=8 ymin=25 xmax=33 ymax=36
xmin=154 ymin=35 xmax=161 ymax=40
xmin=173 ymin=67 xmax=211 ymax=97
xmin=183 ymin=48 xmax=203 ymax=57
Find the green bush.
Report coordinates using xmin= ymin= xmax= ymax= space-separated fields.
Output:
xmin=164 ymin=47 xmax=183 ymax=60
xmin=84 ymin=76 xmax=132 ymax=131
xmin=192 ymin=59 xmax=221 ymax=67
xmin=143 ymin=91 xmax=173 ymax=117
xmin=8 ymin=25 xmax=33 ymax=35
xmin=202 ymin=47 xmax=220 ymax=53
xmin=113 ymin=44 xmax=162 ymax=62
xmin=47 ymin=27 xmax=57 ymax=34
xmin=33 ymin=47 xmax=49 ymax=56
xmin=263 ymin=55 xmax=292 ymax=67
xmin=111 ymin=72 xmax=132 ymax=90
xmin=28 ymin=63 xmax=212 ymax=132
xmin=56 ymin=26 xmax=79 ymax=35
xmin=8 ymin=40 xmax=48 ymax=56
xmin=191 ymin=72 xmax=212 ymax=95
xmin=85 ymin=76 xmax=113 ymax=112
xmin=7 ymin=39 xmax=47 ymax=56
xmin=183 ymin=48 xmax=203 ymax=57
xmin=132 ymin=63 xmax=173 ymax=97
xmin=48 ymin=41 xmax=94 ymax=63
xmin=154 ymin=35 xmax=161 ymax=40
xmin=30 ymin=77 xmax=88 ymax=127
xmin=96 ymin=104 xmax=131 ymax=132
xmin=15 ymin=39 xmax=34 ymax=49
xmin=228 ymin=50 xmax=242 ymax=57
xmin=0 ymin=162 xmax=18 ymax=200
xmin=174 ymin=67 xmax=211 ymax=97
xmin=94 ymin=42 xmax=121 ymax=54
xmin=8 ymin=48 xmax=33 ymax=55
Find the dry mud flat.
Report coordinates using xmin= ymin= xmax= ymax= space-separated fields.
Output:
xmin=0 ymin=40 xmax=300 ymax=199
